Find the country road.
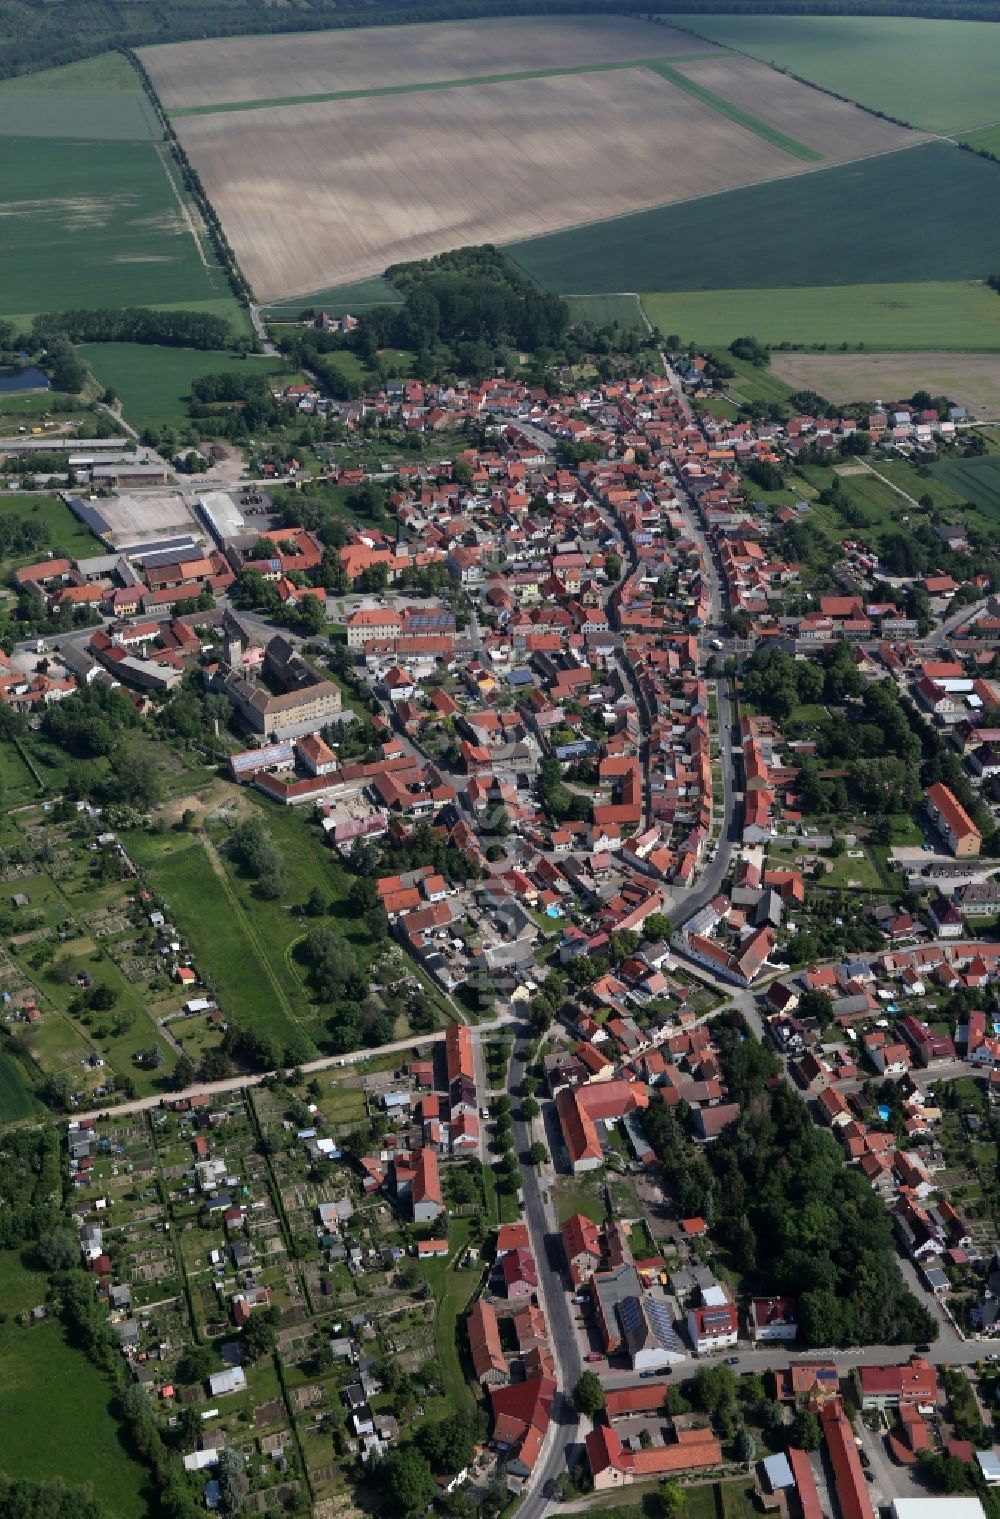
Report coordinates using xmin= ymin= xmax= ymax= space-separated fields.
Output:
xmin=71 ymin=1017 xmax=511 ymax=1124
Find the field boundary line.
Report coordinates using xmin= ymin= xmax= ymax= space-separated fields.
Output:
xmin=167 ymin=53 xmax=729 ymax=118
xmin=153 ymin=141 xmax=213 ymax=272
xmin=644 ymin=59 xmax=823 ymax=161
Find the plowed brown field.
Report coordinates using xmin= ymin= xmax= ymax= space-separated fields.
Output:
xmin=175 ymin=67 xmax=816 ymax=300
xmin=141 ymin=15 xmax=712 ymax=111
xmin=672 ymin=55 xmax=922 ymax=159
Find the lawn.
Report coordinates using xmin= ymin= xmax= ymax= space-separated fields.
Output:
xmin=418 ymin=1219 xmax=481 ymax=1418
xmin=0 ymin=742 xmax=42 ymax=805
xmin=553 ymin=1173 xmax=608 ymax=1225
xmin=0 ymin=1252 xmax=154 ymax=1518
xmin=0 ymin=492 xmax=102 ymax=567
xmin=933 ymin=455 xmax=1000 ymax=521
xmin=816 ymin=848 xmax=884 ymax=892
xmin=669 ymin=14 xmax=1000 ymax=133
xmin=78 ymin=344 xmax=286 ymax=431
xmin=715 ymin=351 xmax=798 ymax=406
xmin=508 ymin=143 xmax=1000 ymax=299
xmin=0 ymin=1047 xmax=33 ymax=1119
xmin=643 ymin=282 xmax=1000 ymax=353
xmin=127 ymin=826 xmax=313 ymax=1059
xmin=0 ymin=136 xmax=240 ymax=329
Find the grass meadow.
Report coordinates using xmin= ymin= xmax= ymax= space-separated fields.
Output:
xmin=0 ymin=493 xmax=102 ymax=564
xmin=509 ymin=143 xmax=1000 ymax=300
xmin=0 ymin=1251 xmax=153 ymax=1517
xmin=0 ymin=52 xmax=144 ymax=93
xmin=669 ymin=14 xmax=1000 ymax=132
xmin=79 ymin=343 xmax=286 ymax=431
xmin=644 ymin=283 xmax=1000 ymax=353
xmin=0 ymin=1047 xmax=33 ymax=1120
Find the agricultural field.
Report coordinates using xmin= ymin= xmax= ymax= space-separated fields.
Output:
xmin=933 ymin=456 xmax=1000 ymax=521
xmin=0 ymin=90 xmax=157 ymax=139
xmin=79 ymin=343 xmax=287 ymax=431
xmin=174 ymin=65 xmax=825 ymax=300
xmin=963 ymin=126 xmax=1000 ymax=157
xmin=670 ymin=14 xmax=1000 ymax=133
xmin=648 ymin=284 xmax=1000 ymax=355
xmin=0 ymin=48 xmax=244 ymax=332
xmin=0 ymin=52 xmax=142 ymax=93
xmin=261 ymin=275 xmax=402 ymax=322
xmin=0 ymin=137 xmax=237 ymax=329
xmin=670 ymin=52 xmax=921 ymax=160
xmin=152 ymin=13 xmax=923 ymax=302
xmin=769 ymin=351 xmax=1000 ymax=417
xmin=140 ymin=15 xmax=713 ymax=111
xmin=0 ymin=1252 xmax=153 ymax=1518
xmin=565 ymin=295 xmax=646 ymax=330
xmin=510 ymin=144 xmax=1000 ymax=299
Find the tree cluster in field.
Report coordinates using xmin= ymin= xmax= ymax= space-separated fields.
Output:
xmin=33 ymin=308 xmax=233 ymax=351
xmin=277 ymin=244 xmax=659 ymax=388
xmin=643 ymin=1015 xmax=937 ymax=1349
xmin=230 ymin=815 xmax=289 ymax=900
xmin=0 ymin=1128 xmax=64 ymax=1249
xmin=186 ymin=371 xmax=289 ymax=441
xmin=37 ymin=687 xmax=162 ymax=814
xmin=0 ymin=1476 xmax=105 ymax=1519
xmin=380 ymin=1408 xmax=485 ymax=1513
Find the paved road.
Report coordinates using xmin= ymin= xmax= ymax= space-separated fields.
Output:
xmin=71 ymin=1018 xmax=511 ymax=1124
xmin=510 ymin=1028 xmax=583 ymax=1519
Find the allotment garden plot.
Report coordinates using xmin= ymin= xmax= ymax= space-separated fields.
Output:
xmin=174 ymin=65 xmax=903 ymax=301
xmin=140 ymin=15 xmax=712 ymax=111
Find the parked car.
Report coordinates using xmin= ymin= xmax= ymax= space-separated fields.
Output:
xmin=724 ymin=1355 xmax=740 ymax=1365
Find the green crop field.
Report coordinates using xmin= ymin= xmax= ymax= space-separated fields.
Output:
xmin=669 ymin=15 xmax=1000 ymax=133
xmin=933 ymin=456 xmax=1000 ymax=520
xmin=0 ymin=1252 xmax=153 ymax=1517
xmin=0 ymin=1049 xmax=32 ymax=1120
xmin=565 ymin=294 xmax=645 ymax=329
xmin=963 ymin=126 xmax=1000 ymax=156
xmin=0 ymin=51 xmax=144 ymax=94
xmin=0 ymin=90 xmax=157 ymax=139
xmin=643 ymin=282 xmax=1000 ymax=353
xmin=0 ymin=137 xmax=238 ymax=328
xmin=79 ymin=343 xmax=286 ymax=430
xmin=262 ymin=275 xmax=403 ymax=321
xmin=508 ymin=143 xmax=1000 ymax=299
